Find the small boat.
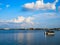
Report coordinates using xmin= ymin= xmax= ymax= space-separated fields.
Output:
xmin=45 ymin=30 xmax=55 ymax=36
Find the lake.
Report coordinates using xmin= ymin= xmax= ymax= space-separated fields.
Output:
xmin=0 ymin=30 xmax=60 ymax=45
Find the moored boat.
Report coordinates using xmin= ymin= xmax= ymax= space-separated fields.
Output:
xmin=45 ymin=30 xmax=55 ymax=36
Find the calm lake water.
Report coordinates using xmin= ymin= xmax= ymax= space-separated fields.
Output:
xmin=0 ymin=30 xmax=60 ymax=45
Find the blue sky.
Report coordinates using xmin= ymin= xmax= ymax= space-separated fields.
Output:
xmin=0 ymin=0 xmax=60 ymax=28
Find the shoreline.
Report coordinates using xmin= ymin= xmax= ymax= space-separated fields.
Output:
xmin=0 ymin=28 xmax=60 ymax=30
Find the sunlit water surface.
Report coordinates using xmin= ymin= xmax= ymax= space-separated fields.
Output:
xmin=0 ymin=30 xmax=60 ymax=45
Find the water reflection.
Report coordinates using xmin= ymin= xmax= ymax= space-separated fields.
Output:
xmin=16 ymin=33 xmax=37 ymax=45
xmin=27 ymin=33 xmax=34 ymax=45
xmin=15 ymin=33 xmax=24 ymax=45
xmin=0 ymin=30 xmax=60 ymax=45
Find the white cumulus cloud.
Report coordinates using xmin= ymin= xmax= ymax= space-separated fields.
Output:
xmin=0 ymin=16 xmax=35 ymax=24
xmin=25 ymin=16 xmax=34 ymax=24
xmin=12 ymin=16 xmax=25 ymax=23
xmin=24 ymin=2 xmax=34 ymax=9
xmin=23 ymin=0 xmax=58 ymax=10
